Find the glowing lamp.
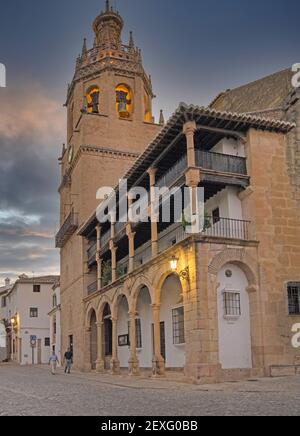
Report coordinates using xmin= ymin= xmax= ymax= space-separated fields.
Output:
xmin=170 ymin=256 xmax=178 ymax=272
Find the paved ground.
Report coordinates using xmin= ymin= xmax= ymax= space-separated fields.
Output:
xmin=0 ymin=363 xmax=300 ymax=416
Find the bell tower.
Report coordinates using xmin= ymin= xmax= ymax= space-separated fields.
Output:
xmin=58 ymin=1 xmax=163 ymax=370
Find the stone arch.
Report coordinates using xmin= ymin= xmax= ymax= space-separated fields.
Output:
xmin=85 ymin=302 xmax=98 ymax=328
xmin=86 ymin=85 xmax=100 ymax=113
xmin=97 ymin=295 xmax=113 ymax=321
xmin=208 ymin=248 xmax=258 ymax=288
xmin=112 ymin=286 xmax=130 ymax=319
xmin=153 ymin=268 xmax=189 ymax=305
xmin=130 ymin=274 xmax=154 ymax=309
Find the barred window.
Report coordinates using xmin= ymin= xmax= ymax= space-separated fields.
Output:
xmin=223 ymin=292 xmax=241 ymax=317
xmin=288 ymin=283 xmax=300 ymax=315
xmin=44 ymin=338 xmax=50 ymax=347
xmin=172 ymin=307 xmax=185 ymax=345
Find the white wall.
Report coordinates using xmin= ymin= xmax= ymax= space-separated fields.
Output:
xmin=217 ymin=263 xmax=252 ymax=369
xmin=49 ymin=287 xmax=61 ymax=364
xmin=9 ymin=282 xmax=53 ymax=365
xmin=117 ymin=296 xmax=130 ymax=368
xmin=160 ymin=275 xmax=185 ymax=368
xmin=136 ymin=288 xmax=153 ymax=368
xmin=211 ymin=137 xmax=245 ymax=157
xmin=205 ymin=186 xmax=243 ymax=220
xmin=0 ymin=322 xmax=6 ymax=361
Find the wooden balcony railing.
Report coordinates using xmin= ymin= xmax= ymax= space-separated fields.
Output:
xmin=203 ymin=217 xmax=250 ymax=240
xmin=87 ymin=242 xmax=97 ymax=265
xmin=195 ymin=150 xmax=247 ymax=175
xmin=55 ymin=212 xmax=78 ymax=248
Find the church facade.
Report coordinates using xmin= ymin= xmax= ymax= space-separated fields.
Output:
xmin=57 ymin=1 xmax=300 ymax=383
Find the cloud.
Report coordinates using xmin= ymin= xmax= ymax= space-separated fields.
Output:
xmin=0 ymin=83 xmax=65 ymax=285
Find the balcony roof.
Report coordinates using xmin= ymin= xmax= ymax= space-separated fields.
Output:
xmin=79 ymin=102 xmax=295 ymax=237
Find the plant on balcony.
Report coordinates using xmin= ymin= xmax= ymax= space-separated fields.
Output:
xmin=102 ymin=261 xmax=112 ymax=287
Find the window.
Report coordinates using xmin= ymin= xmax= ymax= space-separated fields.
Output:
xmin=212 ymin=207 xmax=220 ymax=224
xmin=87 ymin=87 xmax=100 ymax=114
xmin=1 ymin=296 xmax=6 ymax=308
xmin=53 ymin=294 xmax=57 ymax=308
xmin=172 ymin=307 xmax=185 ymax=345
xmin=288 ymin=283 xmax=300 ymax=315
xmin=128 ymin=319 xmax=142 ymax=349
xmin=116 ymin=84 xmax=132 ymax=118
xmin=30 ymin=308 xmax=38 ymax=318
xmin=45 ymin=338 xmax=50 ymax=347
xmin=223 ymin=291 xmax=241 ymax=317
xmin=33 ymin=284 xmax=41 ymax=293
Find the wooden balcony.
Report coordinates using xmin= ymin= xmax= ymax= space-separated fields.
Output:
xmin=55 ymin=212 xmax=78 ymax=248
xmin=87 ymin=242 xmax=97 ymax=266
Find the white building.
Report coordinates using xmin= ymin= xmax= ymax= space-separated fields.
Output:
xmin=6 ymin=275 xmax=59 ymax=365
xmin=0 ymin=278 xmax=13 ymax=362
xmin=48 ymin=281 xmax=61 ymax=364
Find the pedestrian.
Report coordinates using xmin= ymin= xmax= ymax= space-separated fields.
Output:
xmin=49 ymin=351 xmax=59 ymax=375
xmin=64 ymin=348 xmax=73 ymax=374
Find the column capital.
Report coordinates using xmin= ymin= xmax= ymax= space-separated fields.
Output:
xmin=109 ymin=240 xmax=117 ymax=252
xmin=128 ymin=310 xmax=138 ymax=318
xmin=183 ymin=120 xmax=197 ymax=136
xmin=111 ymin=316 xmax=118 ymax=324
xmin=147 ymin=167 xmax=157 ymax=177
xmin=96 ymin=322 xmax=104 ymax=328
xmin=151 ymin=303 xmax=161 ymax=311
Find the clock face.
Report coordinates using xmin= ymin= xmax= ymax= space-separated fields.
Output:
xmin=68 ymin=146 xmax=74 ymax=164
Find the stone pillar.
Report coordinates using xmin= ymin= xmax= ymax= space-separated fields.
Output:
xmin=183 ymin=121 xmax=197 ymax=168
xmin=95 ymin=322 xmax=105 ymax=372
xmin=126 ymin=225 xmax=135 ymax=273
xmin=83 ymin=327 xmax=92 ymax=372
xmin=110 ymin=241 xmax=117 ymax=283
xmin=147 ymin=167 xmax=158 ymax=258
xmin=96 ymin=256 xmax=102 ymax=291
xmin=128 ymin=312 xmax=140 ymax=376
xmin=152 ymin=304 xmax=165 ymax=376
xmin=110 ymin=317 xmax=120 ymax=374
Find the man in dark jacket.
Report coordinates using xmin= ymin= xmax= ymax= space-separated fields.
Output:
xmin=64 ymin=348 xmax=73 ymax=374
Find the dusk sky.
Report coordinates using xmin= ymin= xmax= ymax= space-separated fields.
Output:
xmin=0 ymin=0 xmax=299 ymax=284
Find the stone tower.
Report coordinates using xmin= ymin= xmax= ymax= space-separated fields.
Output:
xmin=57 ymin=1 xmax=162 ymax=369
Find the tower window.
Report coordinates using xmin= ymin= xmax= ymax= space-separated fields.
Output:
xmin=87 ymin=87 xmax=100 ymax=114
xmin=116 ymin=84 xmax=132 ymax=118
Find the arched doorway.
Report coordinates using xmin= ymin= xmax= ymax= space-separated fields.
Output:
xmin=160 ymin=274 xmax=185 ymax=369
xmin=90 ymin=310 xmax=97 ymax=370
xmin=136 ymin=286 xmax=153 ymax=369
xmin=103 ymin=303 xmax=112 ymax=369
xmin=217 ymin=263 xmax=252 ymax=369
xmin=116 ymin=295 xmax=130 ymax=369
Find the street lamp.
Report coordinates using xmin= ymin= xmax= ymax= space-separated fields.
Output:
xmin=170 ymin=256 xmax=178 ymax=272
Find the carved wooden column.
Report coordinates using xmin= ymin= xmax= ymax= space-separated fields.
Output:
xmin=110 ymin=241 xmax=117 ymax=283
xmin=128 ymin=311 xmax=140 ymax=376
xmin=147 ymin=167 xmax=158 ymax=258
xmin=183 ymin=120 xmax=197 ymax=168
xmin=126 ymin=225 xmax=135 ymax=273
xmin=152 ymin=304 xmax=165 ymax=376
xmin=95 ymin=322 xmax=105 ymax=372
xmin=96 ymin=224 xmax=102 ymax=291
xmin=110 ymin=317 xmax=120 ymax=374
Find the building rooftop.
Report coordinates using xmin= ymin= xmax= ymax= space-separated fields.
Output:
xmin=210 ymin=69 xmax=293 ymax=114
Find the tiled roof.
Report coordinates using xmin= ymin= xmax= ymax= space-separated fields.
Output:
xmin=16 ymin=275 xmax=60 ymax=285
xmin=210 ymin=69 xmax=293 ymax=114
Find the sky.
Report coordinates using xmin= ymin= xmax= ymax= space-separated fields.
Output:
xmin=0 ymin=0 xmax=299 ymax=285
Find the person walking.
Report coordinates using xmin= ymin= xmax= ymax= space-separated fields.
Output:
xmin=64 ymin=348 xmax=73 ymax=374
xmin=49 ymin=351 xmax=59 ymax=375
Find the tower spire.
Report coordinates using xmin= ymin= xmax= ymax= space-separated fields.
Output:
xmin=82 ymin=37 xmax=87 ymax=56
xmin=129 ymin=31 xmax=134 ymax=49
xmin=105 ymin=0 xmax=110 ymax=12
